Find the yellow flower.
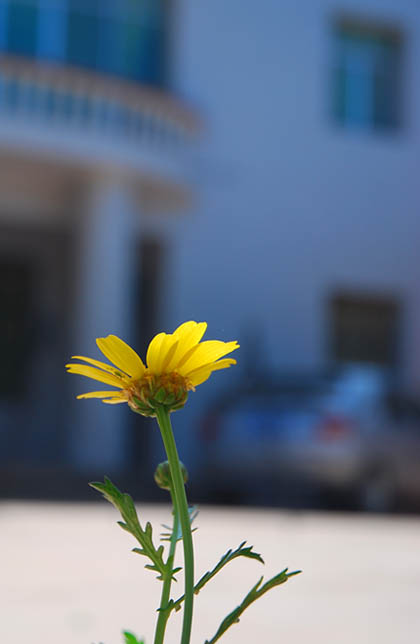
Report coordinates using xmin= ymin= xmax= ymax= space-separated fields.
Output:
xmin=66 ymin=321 xmax=239 ymax=416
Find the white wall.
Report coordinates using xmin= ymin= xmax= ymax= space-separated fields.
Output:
xmin=165 ymin=0 xmax=420 ymax=463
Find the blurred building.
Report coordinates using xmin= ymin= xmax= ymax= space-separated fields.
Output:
xmin=1 ymin=0 xmax=420 ymax=494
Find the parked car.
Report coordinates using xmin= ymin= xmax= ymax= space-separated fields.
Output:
xmin=198 ymin=366 xmax=420 ymax=511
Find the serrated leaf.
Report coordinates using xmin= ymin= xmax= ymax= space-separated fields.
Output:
xmin=122 ymin=631 xmax=144 ymax=644
xmin=195 ymin=541 xmax=264 ymax=593
xmin=204 ymin=568 xmax=301 ymax=644
xmin=164 ymin=542 xmax=264 ymax=614
xmin=161 ymin=506 xmax=199 ymax=542
xmin=90 ymin=477 xmax=170 ymax=580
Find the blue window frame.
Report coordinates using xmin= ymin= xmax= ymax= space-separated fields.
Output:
xmin=332 ymin=19 xmax=402 ymax=130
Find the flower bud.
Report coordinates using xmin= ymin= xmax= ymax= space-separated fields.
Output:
xmin=154 ymin=460 xmax=188 ymax=490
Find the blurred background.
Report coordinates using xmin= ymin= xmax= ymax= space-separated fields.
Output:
xmin=2 ymin=2 xmax=420 ymax=644
xmin=1 ymin=0 xmax=420 ymax=515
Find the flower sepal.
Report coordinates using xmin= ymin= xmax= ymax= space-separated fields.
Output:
xmin=128 ymin=372 xmax=192 ymax=417
xmin=128 ymin=397 xmax=156 ymax=417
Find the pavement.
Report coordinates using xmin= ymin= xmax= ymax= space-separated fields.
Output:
xmin=1 ymin=501 xmax=420 ymax=644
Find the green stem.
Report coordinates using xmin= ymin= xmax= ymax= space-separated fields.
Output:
xmin=155 ymin=406 xmax=194 ymax=644
xmin=153 ymin=490 xmax=179 ymax=644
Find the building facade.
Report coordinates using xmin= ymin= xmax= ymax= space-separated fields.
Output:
xmin=0 ymin=0 xmax=200 ymax=487
xmin=1 ymin=0 xmax=420 ymax=490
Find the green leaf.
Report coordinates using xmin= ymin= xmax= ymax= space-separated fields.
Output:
xmin=122 ymin=631 xmax=144 ymax=644
xmin=204 ymin=568 xmax=301 ymax=644
xmin=90 ymin=477 xmax=171 ymax=580
xmin=161 ymin=506 xmax=199 ymax=542
xmin=195 ymin=541 xmax=264 ymax=595
xmin=163 ymin=542 xmax=264 ymax=614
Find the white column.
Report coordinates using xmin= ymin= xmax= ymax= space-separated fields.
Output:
xmin=71 ymin=173 xmax=139 ymax=472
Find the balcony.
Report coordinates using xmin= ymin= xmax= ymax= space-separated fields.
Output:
xmin=0 ymin=55 xmax=200 ymax=192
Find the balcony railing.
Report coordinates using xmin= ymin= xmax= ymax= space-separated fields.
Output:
xmin=0 ymin=55 xmax=199 ymax=165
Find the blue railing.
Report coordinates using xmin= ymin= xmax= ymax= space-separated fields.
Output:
xmin=0 ymin=55 xmax=198 ymax=150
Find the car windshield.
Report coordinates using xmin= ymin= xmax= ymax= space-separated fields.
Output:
xmin=319 ymin=365 xmax=390 ymax=417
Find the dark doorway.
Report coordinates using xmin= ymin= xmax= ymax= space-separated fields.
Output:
xmin=136 ymin=238 xmax=165 ymax=358
xmin=329 ymin=291 xmax=400 ymax=368
xmin=0 ymin=258 xmax=34 ymax=399
xmin=0 ymin=224 xmax=72 ymax=471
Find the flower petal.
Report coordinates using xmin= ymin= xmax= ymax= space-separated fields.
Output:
xmin=157 ymin=335 xmax=178 ymax=372
xmin=167 ymin=321 xmax=208 ymax=370
xmin=96 ymin=335 xmax=145 ymax=378
xmin=146 ymin=332 xmax=166 ymax=372
xmin=71 ymin=355 xmax=125 ymax=377
xmin=178 ymin=341 xmax=239 ymax=374
xmin=77 ymin=390 xmax=122 ymax=399
xmin=187 ymin=358 xmax=237 ymax=386
xmin=160 ymin=339 xmax=179 ymax=372
xmin=173 ymin=321 xmax=207 ymax=344
xmin=205 ymin=358 xmax=237 ymax=372
xmin=146 ymin=333 xmax=178 ymax=374
xmin=66 ymin=363 xmax=126 ymax=388
xmin=188 ymin=366 xmax=213 ymax=387
xmin=172 ymin=320 xmax=197 ymax=338
xmin=102 ymin=397 xmax=127 ymax=405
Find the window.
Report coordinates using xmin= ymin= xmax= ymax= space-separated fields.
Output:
xmin=385 ymin=394 xmax=420 ymax=426
xmin=66 ymin=1 xmax=101 ymax=70
xmin=329 ymin=292 xmax=400 ymax=367
xmin=37 ymin=3 xmax=67 ymax=61
xmin=6 ymin=1 xmax=38 ymax=57
xmin=0 ymin=0 xmax=166 ymax=86
xmin=332 ymin=18 xmax=402 ymax=130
